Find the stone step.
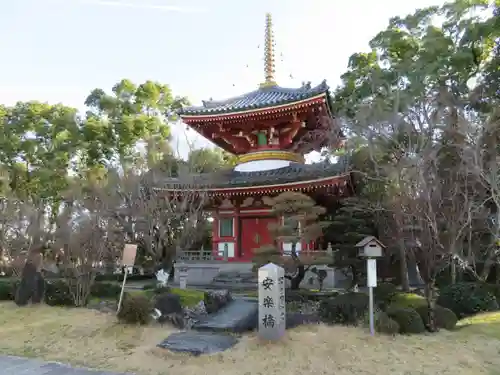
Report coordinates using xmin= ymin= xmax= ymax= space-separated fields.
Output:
xmin=158 ymin=332 xmax=238 ymax=356
xmin=192 ymin=299 xmax=258 ymax=333
xmin=0 ymin=355 xmax=133 ymax=375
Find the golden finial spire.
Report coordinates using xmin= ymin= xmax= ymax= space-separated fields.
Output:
xmin=260 ymin=13 xmax=277 ymax=88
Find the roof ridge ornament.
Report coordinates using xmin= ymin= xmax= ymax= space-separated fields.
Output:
xmin=259 ymin=13 xmax=277 ymax=88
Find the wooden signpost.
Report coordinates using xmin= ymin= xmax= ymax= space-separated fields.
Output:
xmin=117 ymin=244 xmax=137 ymax=314
xmin=355 ymin=236 xmax=385 ymax=336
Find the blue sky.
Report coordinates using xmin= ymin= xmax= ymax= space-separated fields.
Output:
xmin=0 ymin=0 xmax=445 ymax=155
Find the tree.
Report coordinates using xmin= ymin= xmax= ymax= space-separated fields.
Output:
xmin=325 ymin=198 xmax=377 ymax=290
xmin=101 ymin=159 xmax=210 ymax=277
xmin=52 ymin=182 xmax=119 ymax=307
xmin=254 ymin=191 xmax=330 ymax=290
xmin=82 ymin=79 xmax=188 ymax=172
xmin=187 ymin=147 xmax=237 ymax=173
xmin=329 ymin=0 xmax=500 ymax=330
xmin=331 ymin=0 xmax=498 ymax=287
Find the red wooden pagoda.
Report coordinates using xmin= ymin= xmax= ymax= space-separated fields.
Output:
xmin=162 ymin=13 xmax=352 ymax=262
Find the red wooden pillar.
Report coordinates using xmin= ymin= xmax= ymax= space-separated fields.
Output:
xmin=212 ymin=211 xmax=219 ymax=258
xmin=234 ymin=206 xmax=240 ymax=260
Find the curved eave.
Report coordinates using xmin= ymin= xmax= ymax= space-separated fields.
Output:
xmin=180 ymin=93 xmax=328 ymax=124
xmin=155 ymin=173 xmax=352 ymax=196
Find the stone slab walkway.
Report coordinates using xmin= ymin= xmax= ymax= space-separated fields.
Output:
xmin=0 ymin=355 xmax=134 ymax=375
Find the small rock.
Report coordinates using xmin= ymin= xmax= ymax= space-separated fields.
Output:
xmin=204 ymin=290 xmax=232 ymax=314
xmin=160 ymin=312 xmax=186 ymax=329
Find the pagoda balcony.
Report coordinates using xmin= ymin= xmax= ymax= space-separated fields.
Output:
xmin=176 ymin=248 xmax=215 ymax=262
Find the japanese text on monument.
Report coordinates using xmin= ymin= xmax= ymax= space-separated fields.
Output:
xmin=258 ymin=263 xmax=286 ymax=340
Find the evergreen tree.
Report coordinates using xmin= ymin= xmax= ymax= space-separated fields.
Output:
xmin=253 ymin=191 xmax=330 ymax=290
xmin=325 ymin=198 xmax=377 ymax=289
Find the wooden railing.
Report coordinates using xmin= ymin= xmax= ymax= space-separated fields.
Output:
xmin=177 ymin=249 xmax=215 ymax=261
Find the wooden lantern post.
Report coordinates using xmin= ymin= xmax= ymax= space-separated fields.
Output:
xmin=355 ymin=236 xmax=386 ymax=336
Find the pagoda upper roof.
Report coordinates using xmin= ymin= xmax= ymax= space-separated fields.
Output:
xmin=179 ymin=80 xmax=330 ymax=117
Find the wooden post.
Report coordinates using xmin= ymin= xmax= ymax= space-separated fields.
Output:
xmin=116 ymin=267 xmax=129 ymax=314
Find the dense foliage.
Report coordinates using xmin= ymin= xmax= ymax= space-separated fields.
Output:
xmin=437 ymin=282 xmax=499 ymax=318
xmin=318 ymin=292 xmax=369 ymax=325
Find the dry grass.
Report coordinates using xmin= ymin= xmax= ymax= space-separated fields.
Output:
xmin=1 ymin=302 xmax=500 ymax=375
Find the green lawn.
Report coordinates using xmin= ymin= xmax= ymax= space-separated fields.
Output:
xmin=124 ymin=287 xmax=205 ymax=307
xmin=456 ymin=311 xmax=500 ymax=339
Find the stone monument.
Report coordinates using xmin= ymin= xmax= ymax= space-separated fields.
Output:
xmin=258 ymin=263 xmax=286 ymax=341
xmin=179 ymin=268 xmax=188 ymax=290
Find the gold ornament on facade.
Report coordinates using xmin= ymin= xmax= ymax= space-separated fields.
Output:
xmin=236 ymin=150 xmax=304 ymax=164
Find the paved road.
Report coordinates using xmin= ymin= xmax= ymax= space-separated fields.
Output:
xmin=0 ymin=355 xmax=134 ymax=375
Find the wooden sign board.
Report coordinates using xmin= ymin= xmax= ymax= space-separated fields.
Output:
xmin=121 ymin=244 xmax=137 ymax=267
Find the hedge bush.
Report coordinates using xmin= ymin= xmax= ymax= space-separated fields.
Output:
xmin=437 ymin=282 xmax=499 ymax=318
xmin=374 ymin=283 xmax=398 ymax=308
xmin=318 ymin=292 xmax=369 ymax=325
xmin=386 ymin=307 xmax=426 ymax=334
xmin=286 ymin=289 xmax=340 ymax=303
xmin=415 ymin=305 xmax=458 ymax=331
xmin=375 ymin=311 xmax=400 ymax=335
xmin=95 ymin=273 xmax=155 ymax=283
xmin=90 ymin=282 xmax=122 ymax=299
xmin=44 ymin=280 xmax=75 ymax=306
xmin=0 ymin=278 xmax=127 ymax=306
xmin=0 ymin=279 xmax=16 ymax=301
xmin=117 ymin=293 xmax=152 ymax=325
xmin=390 ymin=293 xmax=427 ymax=309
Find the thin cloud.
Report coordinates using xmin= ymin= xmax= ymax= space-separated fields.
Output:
xmin=78 ymin=0 xmax=205 ymax=13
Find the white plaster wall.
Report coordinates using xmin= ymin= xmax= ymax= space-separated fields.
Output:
xmin=217 ymin=241 xmax=235 ymax=257
xmin=234 ymin=159 xmax=291 ymax=172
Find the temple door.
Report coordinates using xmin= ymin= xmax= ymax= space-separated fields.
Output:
xmin=240 ymin=217 xmax=275 ymax=261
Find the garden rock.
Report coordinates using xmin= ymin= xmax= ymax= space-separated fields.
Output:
xmin=193 ymin=299 xmax=258 ymax=333
xmin=153 ymin=293 xmax=185 ymax=328
xmin=154 ymin=293 xmax=183 ymax=316
xmin=158 ymin=331 xmax=238 ymax=356
xmin=183 ymin=301 xmax=208 ymax=329
xmin=160 ymin=312 xmax=186 ymax=329
xmin=204 ymin=289 xmax=232 ymax=314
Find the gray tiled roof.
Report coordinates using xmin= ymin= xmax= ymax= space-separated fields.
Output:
xmin=179 ymin=81 xmax=330 ymax=116
xmin=159 ymin=160 xmax=349 ymax=190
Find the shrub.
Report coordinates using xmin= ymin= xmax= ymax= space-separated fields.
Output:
xmin=44 ymin=280 xmax=74 ymax=306
xmin=173 ymin=288 xmax=205 ymax=307
xmin=95 ymin=273 xmax=155 ymax=282
xmin=374 ymin=283 xmax=398 ymax=308
xmin=318 ymin=292 xmax=369 ymax=325
xmin=415 ymin=305 xmax=457 ymax=331
xmin=0 ymin=280 xmax=16 ymax=301
xmin=386 ymin=307 xmax=426 ymax=334
xmin=117 ymin=293 xmax=152 ymax=325
xmin=375 ymin=311 xmax=400 ymax=335
xmin=90 ymin=282 xmax=122 ymax=299
xmin=390 ymin=293 xmax=427 ymax=309
xmin=153 ymin=286 xmax=171 ymax=295
xmin=477 ymin=283 xmax=500 ymax=303
xmin=286 ymin=289 xmax=340 ymax=303
xmin=437 ymin=282 xmax=499 ymax=318
xmin=142 ymin=282 xmax=157 ymax=291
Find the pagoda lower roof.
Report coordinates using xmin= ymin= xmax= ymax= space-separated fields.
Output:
xmin=156 ymin=161 xmax=350 ymax=194
xmin=179 ymin=81 xmax=330 ymax=117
